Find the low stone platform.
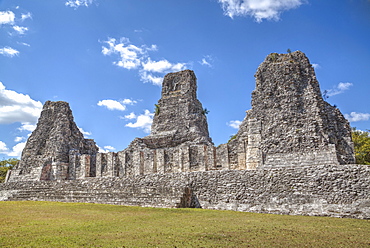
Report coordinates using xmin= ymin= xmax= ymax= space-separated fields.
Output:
xmin=2 ymin=164 xmax=369 ymax=219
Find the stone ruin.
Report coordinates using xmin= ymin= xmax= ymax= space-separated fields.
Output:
xmin=6 ymin=51 xmax=355 ymax=182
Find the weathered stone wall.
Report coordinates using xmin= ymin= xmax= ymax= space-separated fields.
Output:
xmin=1 ymin=164 xmax=369 ymax=219
xmin=142 ymin=70 xmax=213 ymax=149
xmin=9 ymin=101 xmax=98 ymax=182
xmin=225 ymin=51 xmax=355 ymax=168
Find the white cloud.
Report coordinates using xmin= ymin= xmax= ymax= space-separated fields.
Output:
xmin=18 ymin=42 xmax=30 ymax=47
xmin=0 ymin=47 xmax=19 ymax=57
xmin=102 ymin=37 xmax=145 ymax=70
xmin=98 ymin=145 xmax=116 ymax=153
xmin=97 ymin=99 xmax=137 ymax=111
xmin=0 ymin=141 xmax=8 ymax=152
xmin=97 ymin=99 xmax=126 ymax=111
xmin=0 ymin=140 xmax=26 ymax=158
xmin=125 ymin=110 xmax=154 ymax=133
xmin=104 ymin=145 xmax=115 ymax=151
xmin=78 ymin=127 xmax=92 ymax=138
xmin=13 ymin=25 xmax=28 ymax=35
xmin=102 ymin=37 xmax=187 ymax=86
xmin=21 ymin=12 xmax=32 ymax=21
xmin=142 ymin=58 xmax=186 ymax=73
xmin=218 ymin=0 xmax=305 ymax=22
xmin=0 ymin=11 xmax=15 ymax=25
xmin=337 ymin=82 xmax=352 ymax=91
xmin=326 ymin=82 xmax=353 ymax=97
xmin=6 ymin=142 xmax=26 ymax=157
xmin=14 ymin=137 xmax=25 ymax=142
xmin=18 ymin=122 xmax=37 ymax=132
xmin=123 ymin=112 xmax=137 ymax=120
xmin=65 ymin=0 xmax=95 ymax=8
xmin=228 ymin=120 xmax=242 ymax=129
xmin=121 ymin=99 xmax=137 ymax=105
xmin=312 ymin=63 xmax=320 ymax=69
xmin=0 ymin=82 xmax=43 ymax=124
xmin=344 ymin=112 xmax=370 ymax=122
xmin=139 ymin=71 xmax=163 ymax=86
xmin=199 ymin=55 xmax=214 ymax=67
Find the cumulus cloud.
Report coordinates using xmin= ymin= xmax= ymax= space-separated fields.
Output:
xmin=218 ymin=0 xmax=305 ymax=22
xmin=65 ymin=0 xmax=95 ymax=8
xmin=14 ymin=137 xmax=25 ymax=142
xmin=0 ymin=10 xmax=32 ymax=55
xmin=101 ymin=37 xmax=187 ymax=86
xmin=142 ymin=58 xmax=186 ymax=73
xmin=0 ymin=140 xmax=26 ymax=157
xmin=0 ymin=141 xmax=8 ymax=152
xmin=13 ymin=25 xmax=28 ymax=35
xmin=121 ymin=99 xmax=137 ymax=105
xmin=104 ymin=145 xmax=115 ymax=151
xmin=326 ymin=82 xmax=353 ymax=97
xmin=0 ymin=82 xmax=43 ymax=124
xmin=123 ymin=112 xmax=137 ymax=120
xmin=0 ymin=47 xmax=19 ymax=57
xmin=98 ymin=145 xmax=116 ymax=153
xmin=344 ymin=112 xmax=370 ymax=122
xmin=97 ymin=99 xmax=136 ymax=111
xmin=0 ymin=10 xmax=15 ymax=25
xmin=21 ymin=12 xmax=32 ymax=21
xmin=6 ymin=141 xmax=26 ymax=157
xmin=228 ymin=120 xmax=242 ymax=129
xmin=18 ymin=122 xmax=37 ymax=132
xmin=139 ymin=71 xmax=163 ymax=86
xmin=125 ymin=110 xmax=154 ymax=133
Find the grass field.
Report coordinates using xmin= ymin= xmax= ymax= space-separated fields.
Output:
xmin=0 ymin=201 xmax=369 ymax=247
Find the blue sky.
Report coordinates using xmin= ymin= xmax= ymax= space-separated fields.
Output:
xmin=1 ymin=0 xmax=369 ymax=158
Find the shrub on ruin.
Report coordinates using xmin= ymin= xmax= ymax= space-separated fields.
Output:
xmin=0 ymin=158 xmax=19 ymax=183
xmin=352 ymin=128 xmax=370 ymax=165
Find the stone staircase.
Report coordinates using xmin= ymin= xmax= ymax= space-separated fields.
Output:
xmin=0 ymin=178 xmax=190 ymax=208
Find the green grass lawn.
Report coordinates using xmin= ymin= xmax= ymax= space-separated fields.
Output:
xmin=0 ymin=201 xmax=369 ymax=247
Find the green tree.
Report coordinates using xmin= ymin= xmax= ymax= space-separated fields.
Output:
xmin=0 ymin=158 xmax=19 ymax=183
xmin=352 ymin=128 xmax=370 ymax=165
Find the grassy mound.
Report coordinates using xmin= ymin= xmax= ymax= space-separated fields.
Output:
xmin=0 ymin=201 xmax=369 ymax=247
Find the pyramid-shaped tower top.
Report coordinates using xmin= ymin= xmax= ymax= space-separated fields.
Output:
xmin=142 ymin=70 xmax=212 ymax=148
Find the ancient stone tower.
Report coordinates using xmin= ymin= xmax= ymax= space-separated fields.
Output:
xmin=122 ymin=70 xmax=216 ymax=176
xmin=9 ymin=101 xmax=98 ymax=181
xmin=223 ymin=51 xmax=355 ymax=169
xmin=143 ymin=70 xmax=213 ymax=148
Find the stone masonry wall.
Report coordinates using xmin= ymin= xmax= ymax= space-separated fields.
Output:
xmin=1 ymin=164 xmax=369 ymax=219
xmin=224 ymin=51 xmax=355 ymax=169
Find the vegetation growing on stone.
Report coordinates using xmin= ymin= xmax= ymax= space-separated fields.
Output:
xmin=352 ymin=128 xmax=370 ymax=165
xmin=154 ymin=104 xmax=160 ymax=116
xmin=202 ymin=108 xmax=209 ymax=115
xmin=228 ymin=134 xmax=237 ymax=143
xmin=0 ymin=158 xmax=18 ymax=183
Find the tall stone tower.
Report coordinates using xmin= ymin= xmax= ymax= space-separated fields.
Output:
xmin=9 ymin=101 xmax=98 ymax=181
xmin=225 ymin=51 xmax=355 ymax=169
xmin=122 ymin=70 xmax=215 ymax=176
xmin=142 ymin=69 xmax=213 ymax=148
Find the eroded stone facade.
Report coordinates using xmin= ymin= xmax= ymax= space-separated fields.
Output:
xmin=7 ymin=51 xmax=355 ymax=183
xmin=224 ymin=51 xmax=355 ymax=169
